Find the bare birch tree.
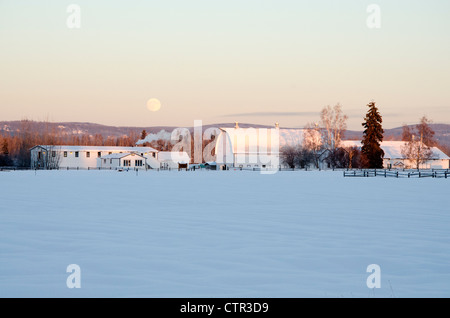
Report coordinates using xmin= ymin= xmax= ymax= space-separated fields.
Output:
xmin=320 ymin=104 xmax=348 ymax=150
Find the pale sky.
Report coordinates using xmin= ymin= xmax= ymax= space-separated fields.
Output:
xmin=1 ymin=0 xmax=449 ymax=130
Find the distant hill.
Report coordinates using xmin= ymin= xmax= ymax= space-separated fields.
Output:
xmin=0 ymin=120 xmax=271 ymax=137
xmin=1 ymin=120 xmax=449 ymax=154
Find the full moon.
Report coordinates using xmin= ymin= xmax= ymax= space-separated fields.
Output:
xmin=147 ymin=98 xmax=161 ymax=112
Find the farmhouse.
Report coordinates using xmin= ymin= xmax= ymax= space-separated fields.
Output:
xmin=30 ymin=145 xmax=190 ymax=170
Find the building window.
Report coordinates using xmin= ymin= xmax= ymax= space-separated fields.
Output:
xmin=52 ymin=151 xmax=56 ymax=158
xmin=98 ymin=152 xmax=101 ymax=158
xmin=38 ymin=152 xmax=41 ymax=159
xmin=104 ymin=159 xmax=106 ymax=164
xmin=110 ymin=159 xmax=112 ymax=164
xmin=135 ymin=160 xmax=143 ymax=167
xmin=64 ymin=151 xmax=67 ymax=157
xmin=123 ymin=160 xmax=131 ymax=167
xmin=86 ymin=152 xmax=90 ymax=158
xmin=152 ymin=153 xmax=156 ymax=158
xmin=75 ymin=151 xmax=79 ymax=158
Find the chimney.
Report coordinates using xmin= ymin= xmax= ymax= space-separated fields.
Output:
xmin=235 ymin=121 xmax=239 ymax=129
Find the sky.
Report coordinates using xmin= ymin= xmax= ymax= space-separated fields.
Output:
xmin=1 ymin=0 xmax=449 ymax=130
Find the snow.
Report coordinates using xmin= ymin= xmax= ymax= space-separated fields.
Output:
xmin=31 ymin=145 xmax=159 ymax=153
xmin=1 ymin=170 xmax=450 ymax=297
xmin=157 ymin=152 xmax=191 ymax=163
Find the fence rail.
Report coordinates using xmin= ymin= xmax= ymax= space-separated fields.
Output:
xmin=343 ymin=169 xmax=449 ymax=178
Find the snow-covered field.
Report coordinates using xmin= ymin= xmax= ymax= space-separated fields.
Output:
xmin=1 ymin=169 xmax=449 ymax=297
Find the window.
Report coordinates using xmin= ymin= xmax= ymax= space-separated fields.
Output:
xmin=86 ymin=152 xmax=90 ymax=158
xmin=123 ymin=160 xmax=131 ymax=167
xmin=38 ymin=152 xmax=41 ymax=159
xmin=75 ymin=152 xmax=79 ymax=158
xmin=110 ymin=159 xmax=112 ymax=164
xmin=98 ymin=152 xmax=101 ymax=158
xmin=152 ymin=153 xmax=156 ymax=158
xmin=52 ymin=151 xmax=56 ymax=158
xmin=64 ymin=151 xmax=68 ymax=157
xmin=103 ymin=159 xmax=106 ymax=164
xmin=135 ymin=160 xmax=143 ymax=167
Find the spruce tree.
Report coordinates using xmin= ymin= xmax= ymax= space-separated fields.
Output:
xmin=361 ymin=101 xmax=384 ymax=168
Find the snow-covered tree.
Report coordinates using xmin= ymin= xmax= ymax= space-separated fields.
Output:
xmin=401 ymin=135 xmax=435 ymax=169
xmin=302 ymin=122 xmax=323 ymax=169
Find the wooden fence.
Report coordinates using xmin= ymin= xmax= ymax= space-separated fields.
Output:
xmin=343 ymin=169 xmax=449 ymax=178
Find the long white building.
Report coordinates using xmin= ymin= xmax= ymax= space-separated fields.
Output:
xmin=30 ymin=145 xmax=190 ymax=170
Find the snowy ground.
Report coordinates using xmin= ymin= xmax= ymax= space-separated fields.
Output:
xmin=1 ymin=169 xmax=449 ymax=297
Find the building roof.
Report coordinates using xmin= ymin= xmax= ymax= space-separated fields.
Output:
xmin=31 ymin=145 xmax=159 ymax=153
xmin=158 ymin=151 xmax=190 ymax=163
xmin=340 ymin=140 xmax=450 ymax=160
xmin=101 ymin=153 xmax=145 ymax=159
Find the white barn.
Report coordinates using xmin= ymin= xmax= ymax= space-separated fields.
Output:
xmin=213 ymin=123 xmax=310 ymax=170
xmin=214 ymin=125 xmax=281 ymax=170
